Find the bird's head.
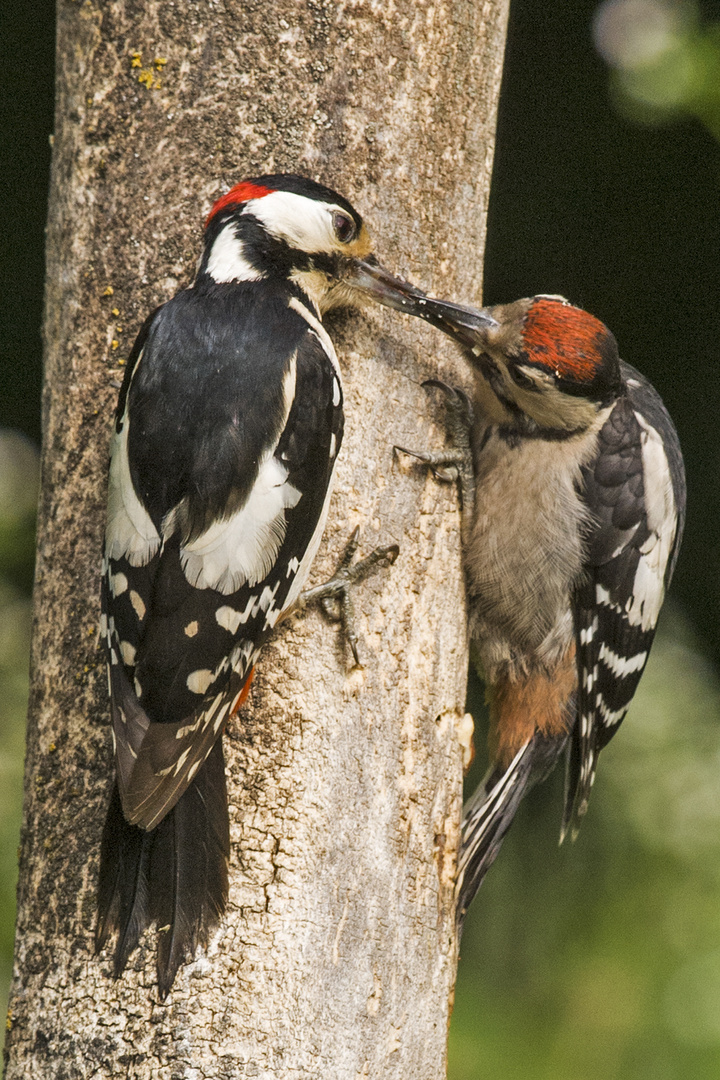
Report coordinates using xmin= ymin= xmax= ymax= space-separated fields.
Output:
xmin=198 ymin=174 xmax=376 ymax=313
xmin=346 ymin=263 xmax=622 ymax=434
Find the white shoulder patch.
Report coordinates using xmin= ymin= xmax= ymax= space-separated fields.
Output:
xmin=105 ymin=412 xmax=161 ymax=567
xmin=625 ymin=412 xmax=678 ymax=630
xmin=176 ymin=453 xmax=301 ymax=594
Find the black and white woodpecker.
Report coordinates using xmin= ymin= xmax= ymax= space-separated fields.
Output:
xmin=96 ymin=175 xmax=402 ymax=998
xmin=348 ymin=268 xmax=686 ymax=924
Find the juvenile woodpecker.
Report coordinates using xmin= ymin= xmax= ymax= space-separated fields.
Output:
xmin=348 ymin=270 xmax=685 ymax=923
xmin=96 ymin=175 xmax=399 ymax=997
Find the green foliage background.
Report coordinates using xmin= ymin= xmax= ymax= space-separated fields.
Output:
xmin=2 ymin=0 xmax=719 ymax=1074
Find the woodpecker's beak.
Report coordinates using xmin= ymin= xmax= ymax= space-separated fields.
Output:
xmin=345 ymin=258 xmax=499 ymax=346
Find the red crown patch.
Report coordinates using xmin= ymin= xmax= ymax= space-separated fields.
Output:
xmin=205 ymin=182 xmax=273 ymax=229
xmin=523 ymin=299 xmax=610 ymax=382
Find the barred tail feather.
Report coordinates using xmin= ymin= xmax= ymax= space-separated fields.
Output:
xmin=96 ymin=740 xmax=230 ymax=999
xmin=561 ymin=721 xmax=599 ymax=843
xmin=456 ymin=732 xmax=566 ymax=926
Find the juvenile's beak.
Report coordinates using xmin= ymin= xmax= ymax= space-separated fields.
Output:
xmin=344 ymin=258 xmax=499 ymax=347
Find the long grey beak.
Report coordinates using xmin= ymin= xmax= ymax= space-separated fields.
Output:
xmin=345 ymin=258 xmax=499 ymax=346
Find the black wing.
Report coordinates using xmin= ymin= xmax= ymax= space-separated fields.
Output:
xmin=564 ymin=365 xmax=685 ymax=838
xmin=103 ymin=284 xmax=344 ymax=830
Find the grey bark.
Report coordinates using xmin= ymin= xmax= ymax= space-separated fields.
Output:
xmin=4 ymin=1 xmax=508 ymax=1077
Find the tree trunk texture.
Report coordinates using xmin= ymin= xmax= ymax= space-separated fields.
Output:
xmin=5 ymin=1 xmax=508 ymax=1077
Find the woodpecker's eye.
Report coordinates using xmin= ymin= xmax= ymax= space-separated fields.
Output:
xmin=509 ymin=366 xmax=539 ymax=390
xmin=332 ymin=212 xmax=356 ymax=244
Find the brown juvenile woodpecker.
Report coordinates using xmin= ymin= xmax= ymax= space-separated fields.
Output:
xmin=347 ymin=269 xmax=685 ymax=925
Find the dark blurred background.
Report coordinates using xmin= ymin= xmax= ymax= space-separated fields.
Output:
xmin=2 ymin=0 xmax=719 ymax=1075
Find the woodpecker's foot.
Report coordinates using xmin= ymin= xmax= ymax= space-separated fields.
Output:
xmin=395 ymin=380 xmax=475 ymax=517
xmin=299 ymin=527 xmax=399 ymax=668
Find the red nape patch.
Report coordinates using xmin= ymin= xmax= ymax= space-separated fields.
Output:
xmin=204 ymin=182 xmax=273 ymax=229
xmin=523 ymin=298 xmax=610 ymax=382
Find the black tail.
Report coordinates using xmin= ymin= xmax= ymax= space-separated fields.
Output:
xmin=456 ymin=732 xmax=566 ymax=927
xmin=96 ymin=739 xmax=230 ymax=999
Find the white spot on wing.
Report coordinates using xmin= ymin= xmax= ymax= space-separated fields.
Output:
xmin=110 ymin=572 xmax=128 ymax=597
xmin=129 ymin=590 xmax=146 ymax=620
xmin=184 ymin=620 xmax=199 ymax=638
xmin=119 ymin=641 xmax=137 ymax=666
xmin=598 ymin=697 xmax=626 ymax=727
xmin=134 ymin=676 xmax=142 ymax=698
xmin=174 ymin=747 xmax=190 ymax=774
xmin=187 ymin=669 xmax=214 ymax=695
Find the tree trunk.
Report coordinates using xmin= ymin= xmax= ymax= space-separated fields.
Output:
xmin=4 ymin=1 xmax=508 ymax=1077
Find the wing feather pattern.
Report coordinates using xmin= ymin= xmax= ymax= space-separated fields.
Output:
xmin=564 ymin=366 xmax=685 ymax=838
xmin=97 ymin=284 xmax=344 ymax=994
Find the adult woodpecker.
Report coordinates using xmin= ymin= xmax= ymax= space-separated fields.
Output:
xmin=96 ymin=174 xmax=400 ymax=997
xmin=348 ymin=270 xmax=685 ymax=924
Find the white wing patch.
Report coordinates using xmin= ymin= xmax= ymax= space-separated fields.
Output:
xmin=626 ymin=412 xmax=677 ymax=631
xmin=176 ymin=453 xmax=301 ymax=594
xmin=105 ymin=412 xmax=161 ymax=567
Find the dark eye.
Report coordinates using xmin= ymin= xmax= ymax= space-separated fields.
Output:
xmin=509 ymin=365 xmax=538 ymax=389
xmin=332 ymin=212 xmax=356 ymax=244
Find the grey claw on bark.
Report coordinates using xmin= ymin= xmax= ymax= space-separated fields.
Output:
xmin=299 ymin=528 xmax=399 ymax=668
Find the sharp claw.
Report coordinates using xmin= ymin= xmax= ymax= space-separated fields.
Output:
xmin=422 ymin=378 xmax=455 ymax=397
xmin=394 ymin=444 xmax=430 ymax=464
xmin=299 ymin=530 xmax=398 ymax=666
xmin=432 ymin=467 xmax=458 ymax=483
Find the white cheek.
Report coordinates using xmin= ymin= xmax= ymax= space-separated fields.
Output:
xmin=206 ymin=223 xmax=266 ymax=283
xmin=250 ymin=190 xmax=338 ymax=253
